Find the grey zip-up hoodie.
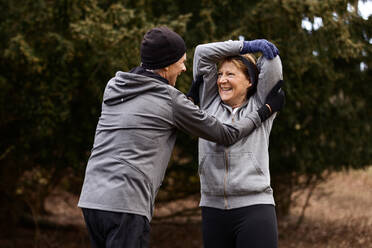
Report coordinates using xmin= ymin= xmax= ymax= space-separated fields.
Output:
xmin=78 ymin=67 xmax=262 ymax=221
xmin=193 ymin=41 xmax=283 ymax=209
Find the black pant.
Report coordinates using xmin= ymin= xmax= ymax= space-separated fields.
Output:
xmin=82 ymin=208 xmax=151 ymax=248
xmin=202 ymin=204 xmax=278 ymax=248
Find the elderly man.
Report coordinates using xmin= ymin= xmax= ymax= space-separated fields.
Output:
xmin=78 ymin=26 xmax=283 ymax=248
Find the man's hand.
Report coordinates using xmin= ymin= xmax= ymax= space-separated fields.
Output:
xmin=257 ymin=80 xmax=285 ymax=122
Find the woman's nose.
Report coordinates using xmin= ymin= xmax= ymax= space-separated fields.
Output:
xmin=218 ymin=75 xmax=227 ymax=84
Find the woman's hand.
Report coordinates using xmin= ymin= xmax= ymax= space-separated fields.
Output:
xmin=186 ymin=76 xmax=203 ymax=105
xmin=241 ymin=39 xmax=279 ymax=60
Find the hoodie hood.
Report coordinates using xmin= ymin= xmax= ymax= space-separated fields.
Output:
xmin=103 ymin=67 xmax=169 ymax=106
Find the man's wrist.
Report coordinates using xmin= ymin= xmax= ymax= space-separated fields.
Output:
xmin=265 ymin=104 xmax=272 ymax=113
xmin=257 ymin=105 xmax=271 ymax=122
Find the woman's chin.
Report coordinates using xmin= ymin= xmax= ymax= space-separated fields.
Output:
xmin=219 ymin=93 xmax=232 ymax=102
xmin=220 ymin=98 xmax=233 ymax=106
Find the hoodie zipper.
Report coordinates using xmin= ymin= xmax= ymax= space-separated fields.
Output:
xmin=223 ymin=109 xmax=238 ymax=209
xmin=223 ymin=149 xmax=229 ymax=209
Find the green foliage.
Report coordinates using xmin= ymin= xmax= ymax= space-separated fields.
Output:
xmin=0 ymin=0 xmax=371 ymax=229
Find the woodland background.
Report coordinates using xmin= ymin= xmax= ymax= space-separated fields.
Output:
xmin=0 ymin=0 xmax=371 ymax=247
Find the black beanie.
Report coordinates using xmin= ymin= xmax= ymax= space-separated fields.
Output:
xmin=141 ymin=27 xmax=186 ymax=70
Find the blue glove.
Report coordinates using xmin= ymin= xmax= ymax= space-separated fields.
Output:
xmin=186 ymin=76 xmax=203 ymax=105
xmin=241 ymin=39 xmax=279 ymax=60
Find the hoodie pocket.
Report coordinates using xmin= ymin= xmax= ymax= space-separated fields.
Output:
xmin=198 ymin=153 xmax=225 ymax=196
xmin=226 ymin=152 xmax=270 ymax=195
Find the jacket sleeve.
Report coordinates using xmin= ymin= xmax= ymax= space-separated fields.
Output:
xmin=193 ymin=40 xmax=243 ymax=110
xmin=169 ymin=88 xmax=261 ymax=146
xmin=256 ymin=55 xmax=283 ymax=105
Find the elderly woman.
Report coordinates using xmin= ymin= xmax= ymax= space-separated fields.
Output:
xmin=188 ymin=39 xmax=284 ymax=248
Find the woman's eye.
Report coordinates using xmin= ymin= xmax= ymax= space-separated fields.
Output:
xmin=217 ymin=73 xmax=222 ymax=77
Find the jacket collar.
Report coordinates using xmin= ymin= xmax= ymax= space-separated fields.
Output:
xmin=129 ymin=66 xmax=169 ymax=85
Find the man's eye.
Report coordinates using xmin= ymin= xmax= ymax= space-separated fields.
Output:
xmin=217 ymin=73 xmax=222 ymax=77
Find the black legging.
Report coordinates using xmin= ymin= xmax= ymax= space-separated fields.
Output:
xmin=202 ymin=204 xmax=278 ymax=248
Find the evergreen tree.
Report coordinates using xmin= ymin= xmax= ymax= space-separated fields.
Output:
xmin=0 ymin=0 xmax=370 ymax=232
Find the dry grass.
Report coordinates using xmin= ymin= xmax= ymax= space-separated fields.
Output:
xmin=150 ymin=167 xmax=372 ymax=248
xmin=279 ymin=166 xmax=372 ymax=248
xmin=2 ymin=167 xmax=371 ymax=248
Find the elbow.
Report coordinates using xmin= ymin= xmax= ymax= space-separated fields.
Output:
xmin=195 ymin=44 xmax=208 ymax=56
xmin=195 ymin=44 xmax=204 ymax=51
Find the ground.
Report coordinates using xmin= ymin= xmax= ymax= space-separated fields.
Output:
xmin=2 ymin=167 xmax=372 ymax=248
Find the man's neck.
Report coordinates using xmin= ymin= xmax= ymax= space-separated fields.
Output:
xmin=152 ymin=68 xmax=166 ymax=80
xmin=129 ymin=66 xmax=169 ymax=84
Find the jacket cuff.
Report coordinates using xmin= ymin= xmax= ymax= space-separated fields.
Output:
xmin=257 ymin=105 xmax=271 ymax=122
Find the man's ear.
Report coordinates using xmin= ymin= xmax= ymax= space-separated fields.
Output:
xmin=164 ymin=66 xmax=169 ymax=71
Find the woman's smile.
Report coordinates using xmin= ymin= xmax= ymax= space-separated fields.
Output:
xmin=217 ymin=61 xmax=251 ymax=108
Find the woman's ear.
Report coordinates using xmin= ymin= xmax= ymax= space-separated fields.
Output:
xmin=246 ymin=79 xmax=252 ymax=89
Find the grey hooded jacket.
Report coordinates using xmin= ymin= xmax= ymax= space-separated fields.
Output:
xmin=193 ymin=41 xmax=283 ymax=209
xmin=78 ymin=67 xmax=262 ymax=221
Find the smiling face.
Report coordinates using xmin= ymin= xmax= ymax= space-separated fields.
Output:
xmin=217 ymin=61 xmax=252 ymax=108
xmin=164 ymin=53 xmax=187 ymax=86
